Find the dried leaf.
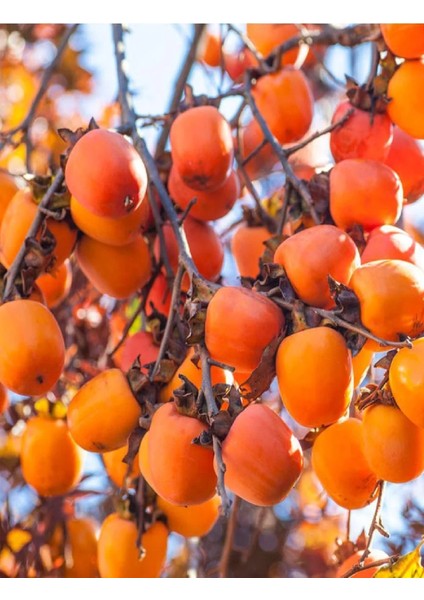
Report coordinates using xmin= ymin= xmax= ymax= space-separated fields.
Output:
xmin=239 ymin=334 xmax=283 ymax=400
xmin=123 ymin=427 xmax=146 ymax=466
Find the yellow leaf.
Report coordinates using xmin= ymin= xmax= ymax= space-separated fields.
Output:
xmin=7 ymin=528 xmax=32 ymax=553
xmin=375 ymin=541 xmax=424 ymax=578
xmin=34 ymin=397 xmax=50 ymax=416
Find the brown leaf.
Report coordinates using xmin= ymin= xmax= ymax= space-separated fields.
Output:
xmin=239 ymin=334 xmax=283 ymax=400
xmin=123 ymin=427 xmax=146 ymax=465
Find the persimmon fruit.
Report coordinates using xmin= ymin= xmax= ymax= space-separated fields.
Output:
xmin=380 ymin=24 xmax=424 ymax=59
xmin=389 ymin=337 xmax=424 ymax=428
xmin=387 ymin=60 xmax=424 ymax=139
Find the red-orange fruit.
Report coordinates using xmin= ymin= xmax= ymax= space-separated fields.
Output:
xmin=381 ymin=24 xmax=424 ymax=59
xmin=0 ymin=171 xmax=19 ymax=226
xmin=146 ymin=273 xmax=172 ymax=317
xmin=147 ymin=402 xmax=217 ymax=505
xmin=336 ymin=549 xmax=389 ymax=578
xmin=274 ymin=224 xmax=360 ymax=309
xmin=329 ymin=159 xmax=403 ymax=232
xmin=329 ymin=101 xmax=393 ymax=163
xmin=70 ymin=193 xmax=150 ymax=246
xmin=224 ymin=48 xmax=258 ymax=83
xmin=276 ymin=327 xmax=353 ymax=428
xmin=170 ymin=106 xmax=233 ymax=191
xmin=387 ymin=60 xmax=424 ymax=139
xmin=0 ymin=188 xmax=77 ymax=269
xmin=197 ymin=30 xmax=221 ymax=67
xmin=237 ymin=119 xmax=278 ymax=180
xmin=63 ymin=518 xmax=99 ymax=578
xmin=36 ymin=260 xmax=72 ymax=309
xmin=76 ymin=234 xmax=151 ymax=299
xmin=231 ymin=224 xmax=271 ymax=279
xmin=349 ymin=259 xmax=424 ymax=349
xmin=114 ymin=331 xmax=159 ymax=372
xmin=154 ymin=217 xmax=223 ymax=291
xmin=389 ymin=338 xmax=424 ymax=428
xmin=103 ymin=445 xmax=140 ymax=488
xmin=351 ymin=345 xmax=374 ymax=389
xmin=21 ymin=416 xmax=83 ymax=497
xmin=98 ymin=515 xmax=167 ymax=578
xmin=138 ymin=432 xmax=154 ymax=488
xmin=361 ymin=225 xmax=424 ymax=271
xmin=221 ymin=403 xmax=303 ymax=506
xmin=252 ymin=68 xmax=314 ymax=145
xmin=157 ymin=495 xmax=220 ymax=538
xmin=205 ymin=286 xmax=285 ymax=373
xmin=0 ymin=382 xmax=9 ymax=415
xmin=67 ymin=369 xmax=141 ymax=452
xmin=311 ymin=418 xmax=378 ymax=510
xmin=384 ymin=128 xmax=424 ymax=203
xmin=168 ymin=166 xmax=239 ymax=221
xmin=0 ymin=300 xmax=65 ymax=396
xmin=65 ymin=129 xmax=147 ymax=218
xmin=246 ymin=24 xmax=301 ymax=66
xmin=362 ymin=404 xmax=424 ymax=483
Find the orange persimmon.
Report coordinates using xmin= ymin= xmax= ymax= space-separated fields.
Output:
xmin=231 ymin=224 xmax=271 ymax=279
xmin=361 ymin=225 xmax=424 ymax=271
xmin=387 ymin=60 xmax=424 ymax=139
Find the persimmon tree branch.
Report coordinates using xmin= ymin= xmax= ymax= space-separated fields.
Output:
xmin=342 ymin=556 xmax=394 ymax=578
xmin=218 ymin=494 xmax=241 ymax=577
xmin=361 ymin=480 xmax=388 ymax=560
xmin=2 ymin=168 xmax=65 ymax=301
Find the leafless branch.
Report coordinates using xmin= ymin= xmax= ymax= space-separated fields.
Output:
xmin=218 ymin=494 xmax=241 ymax=577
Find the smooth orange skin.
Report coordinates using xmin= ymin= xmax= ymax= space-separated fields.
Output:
xmin=114 ymin=331 xmax=159 ymax=372
xmin=361 ymin=225 xmax=424 ymax=272
xmin=276 ymin=327 xmax=353 ymax=428
xmin=221 ymin=404 xmax=303 ymax=506
xmin=252 ymin=68 xmax=314 ymax=145
xmin=76 ymin=234 xmax=151 ymax=299
xmin=0 ymin=171 xmax=19 ymax=225
xmin=349 ymin=259 xmax=424 ymax=349
xmin=389 ymin=337 xmax=424 ymax=428
xmin=157 ymin=495 xmax=220 ymax=538
xmin=148 ymin=402 xmax=217 ymax=506
xmin=70 ymin=193 xmax=150 ymax=246
xmin=64 ymin=518 xmax=99 ymax=578
xmin=237 ymin=119 xmax=278 ymax=180
xmin=98 ymin=515 xmax=168 ymax=578
xmin=0 ymin=382 xmax=9 ymax=415
xmin=159 ymin=348 xmax=227 ymax=403
xmin=21 ymin=416 xmax=83 ymax=497
xmin=224 ymin=48 xmax=258 ymax=83
xmin=155 ymin=218 xmax=223 ymax=291
xmin=351 ymin=345 xmax=373 ymax=389
xmin=336 ymin=549 xmax=389 ymax=578
xmin=0 ymin=300 xmax=65 ymax=396
xmin=311 ymin=418 xmax=378 ymax=510
xmin=387 ymin=60 xmax=424 ymax=139
xmin=205 ymin=286 xmax=285 ymax=373
xmin=330 ymin=101 xmax=393 ymax=163
xmin=168 ymin=166 xmax=239 ymax=222
xmin=103 ymin=445 xmax=140 ymax=488
xmin=246 ymin=24 xmax=301 ymax=66
xmin=65 ymin=129 xmax=147 ymax=218
xmin=381 ymin=24 xmax=424 ymax=59
xmin=138 ymin=432 xmax=154 ymax=488
xmin=197 ymin=31 xmax=221 ymax=67
xmin=0 ymin=188 xmax=77 ymax=269
xmin=330 ymin=159 xmax=403 ymax=232
xmin=67 ymin=369 xmax=141 ymax=452
xmin=384 ymin=128 xmax=424 ymax=203
xmin=362 ymin=404 xmax=424 ymax=483
xmin=36 ymin=260 xmax=72 ymax=309
xmin=146 ymin=273 xmax=172 ymax=317
xmin=274 ymin=224 xmax=360 ymax=309
xmin=170 ymin=106 xmax=233 ymax=191
xmin=231 ymin=225 xmax=271 ymax=279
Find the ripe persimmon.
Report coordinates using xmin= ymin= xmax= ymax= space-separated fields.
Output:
xmin=114 ymin=331 xmax=159 ymax=372
xmin=330 ymin=159 xmax=403 ymax=232
xmin=221 ymin=403 xmax=303 ymax=506
xmin=0 ymin=188 xmax=77 ymax=269
xmin=231 ymin=224 xmax=271 ymax=279
xmin=67 ymin=368 xmax=141 ymax=452
xmin=36 ymin=260 xmax=72 ymax=309
xmin=138 ymin=432 xmax=154 ymax=488
xmin=311 ymin=418 xmax=378 ymax=510
xmin=70 ymin=193 xmax=150 ymax=246
xmin=197 ymin=30 xmax=221 ymax=67
xmin=60 ymin=518 xmax=99 ymax=578
xmin=103 ymin=444 xmax=140 ymax=488
xmin=246 ymin=24 xmax=301 ymax=66
xmin=274 ymin=224 xmax=360 ymax=309
xmin=361 ymin=225 xmax=424 ymax=271
xmin=389 ymin=338 xmax=424 ymax=428
xmin=0 ymin=171 xmax=19 ymax=225
xmin=362 ymin=403 xmax=424 ymax=483
xmin=157 ymin=495 xmax=220 ymax=538
xmin=205 ymin=286 xmax=284 ymax=373
xmin=170 ymin=106 xmax=233 ymax=191
xmin=387 ymin=60 xmax=424 ymax=139
xmin=252 ymin=68 xmax=314 ymax=145
xmin=76 ymin=234 xmax=151 ymax=299
xmin=98 ymin=515 xmax=168 ymax=578
xmin=336 ymin=549 xmax=389 ymax=578
xmin=224 ymin=48 xmax=258 ymax=83
xmin=147 ymin=402 xmax=217 ymax=505
xmin=0 ymin=382 xmax=9 ymax=415
xmin=276 ymin=327 xmax=353 ymax=428
xmin=349 ymin=259 xmax=424 ymax=349
xmin=0 ymin=300 xmax=65 ymax=396
xmin=21 ymin=416 xmax=83 ymax=496
xmin=65 ymin=129 xmax=147 ymax=218
xmin=168 ymin=166 xmax=239 ymax=222
xmin=146 ymin=273 xmax=172 ymax=317
xmin=351 ymin=345 xmax=373 ymax=389
xmin=384 ymin=128 xmax=424 ymax=204
xmin=329 ymin=101 xmax=393 ymax=163
xmin=381 ymin=24 xmax=424 ymax=59
xmin=237 ymin=119 xmax=278 ymax=181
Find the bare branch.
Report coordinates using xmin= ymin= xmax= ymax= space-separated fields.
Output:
xmin=218 ymin=495 xmax=241 ymax=577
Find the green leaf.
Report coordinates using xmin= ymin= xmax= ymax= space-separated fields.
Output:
xmin=375 ymin=542 xmax=424 ymax=578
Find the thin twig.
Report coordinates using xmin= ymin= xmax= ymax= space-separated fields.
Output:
xmin=346 ymin=510 xmax=351 ymax=541
xmin=218 ymin=495 xmax=241 ymax=578
xmin=342 ymin=556 xmax=394 ymax=578
xmin=365 ymin=42 xmax=380 ymax=91
xmin=226 ymin=24 xmax=263 ymax=66
xmin=276 ymin=181 xmax=291 ymax=235
xmin=361 ymin=480 xmax=387 ymax=562
xmin=147 ymin=185 xmax=174 ymax=285
xmin=242 ymin=138 xmax=269 ymax=166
